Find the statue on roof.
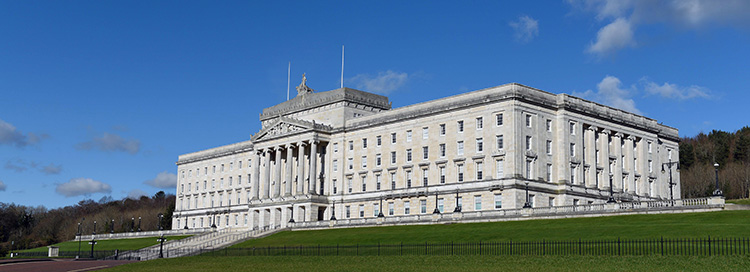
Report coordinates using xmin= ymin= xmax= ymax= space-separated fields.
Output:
xmin=296 ymin=73 xmax=314 ymax=96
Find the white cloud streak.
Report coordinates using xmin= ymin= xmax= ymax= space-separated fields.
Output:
xmin=641 ymin=79 xmax=710 ymax=100
xmin=509 ymin=15 xmax=539 ymax=43
xmin=0 ymin=180 xmax=6 ymax=191
xmin=0 ymin=118 xmax=46 ymax=147
xmin=574 ymin=75 xmax=642 ymax=114
xmin=144 ymin=172 xmax=177 ymax=189
xmin=75 ymin=132 xmax=140 ymax=154
xmin=41 ymin=163 xmax=63 ymax=175
xmin=55 ymin=177 xmax=112 ymax=197
xmin=587 ymin=18 xmax=635 ymax=57
xmin=349 ymin=70 xmax=408 ymax=95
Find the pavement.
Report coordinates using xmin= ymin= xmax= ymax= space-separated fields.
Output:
xmin=0 ymin=258 xmax=136 ymax=272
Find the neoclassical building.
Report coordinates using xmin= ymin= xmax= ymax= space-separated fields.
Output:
xmin=172 ymin=79 xmax=680 ymax=230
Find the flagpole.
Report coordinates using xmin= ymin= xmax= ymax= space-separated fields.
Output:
xmin=340 ymin=45 xmax=344 ymax=89
xmin=287 ymin=62 xmax=291 ymax=100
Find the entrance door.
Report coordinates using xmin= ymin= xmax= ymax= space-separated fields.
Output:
xmin=317 ymin=207 xmax=325 ymax=221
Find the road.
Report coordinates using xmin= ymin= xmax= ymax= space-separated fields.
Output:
xmin=0 ymin=259 xmax=136 ymax=272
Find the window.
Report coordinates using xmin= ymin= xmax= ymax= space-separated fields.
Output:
xmin=333 ymin=143 xmax=338 ymax=153
xmin=648 ymin=160 xmax=653 ymax=173
xmin=420 ymin=199 xmax=427 ymax=214
xmin=457 ymin=141 xmax=464 ymax=156
xmin=456 ymin=197 xmax=462 ymax=211
xmin=546 ymin=119 xmax=552 ymax=132
xmin=359 ymin=205 xmax=364 ymax=218
xmin=525 ymin=114 xmax=532 ymax=127
xmin=549 ymin=197 xmax=555 ymax=207
xmin=570 ymin=122 xmax=576 ymax=135
xmin=377 ymin=136 xmax=382 ymax=146
xmin=391 ymin=151 xmax=397 ymax=164
xmin=458 ymin=164 xmax=464 ymax=182
xmin=373 ymin=203 xmax=380 ymax=217
xmin=388 ymin=202 xmax=394 ymax=216
xmin=229 ymin=177 xmax=233 ymax=186
xmin=474 ymin=195 xmax=482 ymax=210
xmin=423 ymin=146 xmax=429 ymax=160
xmin=391 ymin=133 xmax=397 ymax=144
xmin=349 ymin=141 xmax=354 ymax=151
xmin=406 ymin=170 xmax=412 ymax=188
xmin=546 ymin=140 xmax=552 ymax=155
xmin=438 ymin=198 xmax=444 ymax=213
xmin=345 ymin=206 xmax=351 ymax=218
xmin=348 ymin=158 xmax=353 ymax=170
xmin=570 ymin=143 xmax=576 ymax=157
xmin=221 ymin=164 xmax=224 ymax=172
xmin=213 ymin=165 xmax=216 ymax=173
xmin=476 ymin=161 xmax=483 ymax=180
xmin=440 ymin=124 xmax=446 ymax=135
xmin=361 ymin=176 xmax=367 ymax=192
xmin=496 ymin=160 xmax=504 ymax=179
xmin=526 ymin=136 xmax=532 ymax=150
xmin=668 ymin=149 xmax=672 ymax=160
xmin=423 ymin=127 xmax=428 ymax=139
xmin=181 ymin=184 xmax=184 ymax=193
xmin=376 ymin=174 xmax=381 ymax=190
xmin=494 ymin=194 xmax=502 ymax=209
xmin=571 ymin=165 xmax=576 ymax=183
xmin=458 ymin=120 xmax=464 ymax=132
xmin=407 ymin=130 xmax=412 ymax=142
xmin=439 ymin=143 xmax=446 ymax=157
xmin=476 ymin=138 xmax=483 ymax=153
xmin=347 ymin=178 xmax=353 ymax=193
xmin=376 ymin=154 xmax=381 ymax=167
xmin=547 ymin=164 xmax=552 ymax=181
xmin=406 ymin=149 xmax=412 ymax=162
xmin=526 ymin=160 xmax=533 ymax=178
xmin=333 ymin=159 xmax=338 ymax=172
xmin=439 ymin=166 xmax=446 ymax=184
xmin=362 ymin=138 xmax=368 ymax=149
xmin=496 ymin=113 xmax=503 ymax=126
xmin=476 ymin=117 xmax=483 ymax=129
xmin=220 ymin=178 xmax=224 ymax=188
xmin=390 ymin=172 xmax=396 ymax=189
xmin=648 ymin=141 xmax=652 ymax=153
xmin=333 ymin=179 xmax=337 ymax=194
xmin=529 ymin=195 xmax=535 ymax=207
xmin=422 ymin=168 xmax=429 ymax=186
xmin=404 ymin=201 xmax=411 ymax=215
xmin=496 ymin=135 xmax=504 ymax=150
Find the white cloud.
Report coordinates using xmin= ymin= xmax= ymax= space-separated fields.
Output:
xmin=0 ymin=180 xmax=6 ymax=191
xmin=587 ymin=18 xmax=635 ymax=57
xmin=55 ymin=177 xmax=112 ymax=197
xmin=0 ymin=118 xmax=46 ymax=147
xmin=509 ymin=15 xmax=539 ymax=43
xmin=144 ymin=172 xmax=177 ymax=189
xmin=349 ymin=70 xmax=408 ymax=94
xmin=75 ymin=132 xmax=140 ymax=154
xmin=641 ymin=79 xmax=710 ymax=100
xmin=41 ymin=163 xmax=63 ymax=175
xmin=127 ymin=189 xmax=149 ymax=199
xmin=573 ymin=75 xmax=642 ymax=114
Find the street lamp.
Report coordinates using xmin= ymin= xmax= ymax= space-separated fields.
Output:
xmin=523 ymin=181 xmax=532 ymax=208
xmin=130 ymin=217 xmax=134 ymax=232
xmin=77 ymin=217 xmax=84 ymax=259
xmin=110 ymin=219 xmax=114 ymax=234
xmin=378 ymin=197 xmax=385 ymax=217
xmin=93 ymin=220 xmax=97 ymax=235
xmin=713 ymin=163 xmax=723 ymax=196
xmin=184 ymin=215 xmax=189 ymax=230
xmin=453 ymin=190 xmax=461 ymax=212
xmin=137 ymin=217 xmax=142 ymax=232
xmin=211 ymin=213 xmax=217 ymax=228
xmin=157 ymin=235 xmax=167 ymax=258
xmin=607 ymin=173 xmax=616 ymax=203
xmin=289 ymin=205 xmax=295 ymax=223
xmin=330 ymin=200 xmax=337 ymax=221
xmin=432 ymin=191 xmax=441 ymax=214
xmin=661 ymin=159 xmax=679 ymax=205
xmin=158 ymin=213 xmax=164 ymax=230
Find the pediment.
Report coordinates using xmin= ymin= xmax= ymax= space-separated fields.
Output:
xmin=252 ymin=119 xmax=311 ymax=142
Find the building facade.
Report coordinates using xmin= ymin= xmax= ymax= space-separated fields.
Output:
xmin=172 ymin=80 xmax=680 ymax=230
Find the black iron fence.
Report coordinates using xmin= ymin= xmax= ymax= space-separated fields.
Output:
xmin=200 ymin=237 xmax=750 ymax=257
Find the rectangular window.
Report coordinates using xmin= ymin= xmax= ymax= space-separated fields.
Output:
xmin=440 ymin=124 xmax=446 ymax=135
xmin=526 ymin=136 xmax=532 ymax=150
xmin=570 ymin=122 xmax=576 ymax=135
xmin=476 ymin=161 xmax=483 ymax=180
xmin=476 ymin=117 xmax=483 ymax=130
xmin=333 ymin=143 xmax=338 ymax=153
xmin=438 ymin=198 xmax=444 ymax=213
xmin=373 ymin=203 xmax=380 ymax=217
xmin=404 ymin=201 xmax=410 ymax=215
xmin=458 ymin=164 xmax=464 ymax=182
xmin=549 ymin=197 xmax=555 ymax=207
xmin=359 ymin=205 xmax=364 ymax=218
xmin=229 ymin=177 xmax=233 ymax=186
xmin=456 ymin=196 xmax=462 ymax=210
xmin=376 ymin=154 xmax=381 ymax=167
xmin=648 ymin=160 xmax=653 ymax=173
xmin=333 ymin=159 xmax=338 ymax=172
xmin=407 ymin=130 xmax=412 ymax=142
xmin=457 ymin=141 xmax=464 ymax=156
xmin=377 ymin=135 xmax=382 ymax=146
xmin=423 ymin=146 xmax=429 ymax=160
xmin=494 ymin=194 xmax=502 ymax=209
xmin=420 ymin=200 xmax=427 ymax=214
xmin=571 ymin=165 xmax=576 ymax=183
xmin=422 ymin=168 xmax=429 ymax=186
xmin=546 ymin=119 xmax=552 ymax=132
xmin=496 ymin=160 xmax=504 ymax=179
xmin=496 ymin=135 xmax=504 ymax=150
xmin=376 ymin=174 xmax=381 ymax=190
xmin=406 ymin=170 xmax=412 ymax=188
xmin=221 ymin=164 xmax=224 ymax=172
xmin=546 ymin=140 xmax=552 ymax=154
xmin=347 ymin=178 xmax=353 ymax=193
xmin=474 ymin=195 xmax=482 ymax=211
xmin=333 ymin=179 xmax=337 ymax=194
xmin=526 ymin=160 xmax=532 ymax=178
xmin=458 ymin=120 xmax=464 ymax=132
xmin=348 ymin=158 xmax=353 ymax=170
xmin=390 ymin=172 xmax=396 ymax=189
xmin=526 ymin=114 xmax=532 ymax=127
xmin=388 ymin=202 xmax=394 ymax=215
xmin=361 ymin=176 xmax=367 ymax=192
xmin=362 ymin=138 xmax=368 ymax=149
xmin=349 ymin=141 xmax=354 ymax=151
xmin=391 ymin=151 xmax=397 ymax=164
xmin=345 ymin=206 xmax=351 ymax=218
xmin=423 ymin=127 xmax=429 ymax=139
xmin=529 ymin=195 xmax=535 ymax=207
xmin=570 ymin=143 xmax=576 ymax=157
xmin=496 ymin=113 xmax=503 ymax=126
xmin=391 ymin=133 xmax=397 ymax=144
xmin=648 ymin=141 xmax=652 ymax=153
xmin=547 ymin=164 xmax=552 ymax=181
xmin=439 ymin=166 xmax=446 ymax=184
xmin=406 ymin=149 xmax=412 ymax=162
xmin=476 ymin=138 xmax=483 ymax=153
xmin=439 ymin=143 xmax=446 ymax=157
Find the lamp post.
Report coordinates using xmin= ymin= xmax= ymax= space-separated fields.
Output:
xmin=157 ymin=235 xmax=167 ymax=258
xmin=289 ymin=205 xmax=295 ymax=223
xmin=88 ymin=237 xmax=97 ymax=259
xmin=330 ymin=200 xmax=337 ymax=221
xmin=432 ymin=191 xmax=441 ymax=214
xmin=453 ymin=190 xmax=461 ymax=212
xmin=130 ymin=217 xmax=134 ymax=232
xmin=137 ymin=217 xmax=141 ymax=232
xmin=158 ymin=213 xmax=164 ymax=230
xmin=93 ymin=220 xmax=97 ymax=235
xmin=713 ymin=163 xmax=723 ymax=196
xmin=184 ymin=215 xmax=189 ymax=230
xmin=211 ymin=213 xmax=217 ymax=228
xmin=661 ymin=159 xmax=679 ymax=205
xmin=523 ymin=181 xmax=532 ymax=208
xmin=378 ymin=197 xmax=385 ymax=217
xmin=77 ymin=217 xmax=84 ymax=259
xmin=607 ymin=173 xmax=616 ymax=203
xmin=110 ymin=219 xmax=114 ymax=234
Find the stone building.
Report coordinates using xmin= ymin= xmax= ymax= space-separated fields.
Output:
xmin=172 ymin=79 xmax=680 ymax=230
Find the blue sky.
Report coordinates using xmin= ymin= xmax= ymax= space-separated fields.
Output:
xmin=1 ymin=1 xmax=749 ymax=208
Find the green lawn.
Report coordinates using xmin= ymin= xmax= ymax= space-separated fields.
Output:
xmin=728 ymin=199 xmax=750 ymax=205
xmin=233 ymin=210 xmax=750 ymax=247
xmin=18 ymin=235 xmax=191 ymax=253
xmin=101 ymin=255 xmax=750 ymax=272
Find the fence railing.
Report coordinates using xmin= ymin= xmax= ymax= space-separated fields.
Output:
xmin=196 ymin=237 xmax=749 ymax=257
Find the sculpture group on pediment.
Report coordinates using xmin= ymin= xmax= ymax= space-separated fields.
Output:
xmin=296 ymin=73 xmax=314 ymax=96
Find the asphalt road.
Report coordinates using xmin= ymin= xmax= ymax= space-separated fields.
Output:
xmin=0 ymin=259 xmax=136 ymax=272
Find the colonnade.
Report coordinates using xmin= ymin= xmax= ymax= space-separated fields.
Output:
xmin=249 ymin=140 xmax=325 ymax=200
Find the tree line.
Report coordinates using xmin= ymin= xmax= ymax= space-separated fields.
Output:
xmin=0 ymin=191 xmax=174 ymax=256
xmin=680 ymin=127 xmax=750 ymax=199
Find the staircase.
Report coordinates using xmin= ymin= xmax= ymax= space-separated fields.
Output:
xmin=113 ymin=227 xmax=287 ymax=261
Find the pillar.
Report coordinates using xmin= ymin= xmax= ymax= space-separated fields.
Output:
xmin=274 ymin=147 xmax=282 ymax=197
xmin=285 ymin=144 xmax=294 ymax=196
xmin=624 ymin=136 xmax=635 ymax=194
xmin=251 ymin=151 xmax=260 ymax=200
xmin=584 ymin=126 xmax=597 ymax=188
xmin=613 ymin=132 xmax=623 ymax=192
xmin=309 ymin=140 xmax=318 ymax=195
xmin=297 ymin=141 xmax=306 ymax=194
xmin=262 ymin=149 xmax=271 ymax=199
xmin=599 ymin=129 xmax=610 ymax=190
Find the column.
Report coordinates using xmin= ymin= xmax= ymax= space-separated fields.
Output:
xmin=285 ymin=144 xmax=294 ymax=196
xmin=613 ymin=132 xmax=623 ymax=192
xmin=251 ymin=151 xmax=260 ymax=200
xmin=598 ymin=129 xmax=610 ymax=190
xmin=262 ymin=149 xmax=271 ymax=199
xmin=309 ymin=140 xmax=318 ymax=195
xmin=584 ymin=126 xmax=597 ymax=188
xmin=297 ymin=142 xmax=306 ymax=194
xmin=624 ymin=136 xmax=635 ymax=194
xmin=274 ymin=147 xmax=282 ymax=197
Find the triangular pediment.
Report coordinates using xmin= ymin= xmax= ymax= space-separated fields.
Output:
xmin=252 ymin=116 xmax=334 ymax=142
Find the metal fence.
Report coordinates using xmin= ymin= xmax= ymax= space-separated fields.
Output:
xmin=199 ymin=237 xmax=750 ymax=257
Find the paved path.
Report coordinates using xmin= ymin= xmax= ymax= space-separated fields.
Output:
xmin=0 ymin=259 xmax=136 ymax=272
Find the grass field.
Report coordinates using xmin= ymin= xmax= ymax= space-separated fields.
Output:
xmin=101 ymin=255 xmax=750 ymax=272
xmin=728 ymin=198 xmax=750 ymax=205
xmin=17 ymin=235 xmax=191 ymax=253
xmin=232 ymin=210 xmax=750 ymax=247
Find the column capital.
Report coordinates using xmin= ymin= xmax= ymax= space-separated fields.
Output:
xmin=613 ymin=132 xmax=624 ymax=138
xmin=600 ymin=129 xmax=611 ymax=135
xmin=586 ymin=125 xmax=599 ymax=132
xmin=297 ymin=141 xmax=307 ymax=147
